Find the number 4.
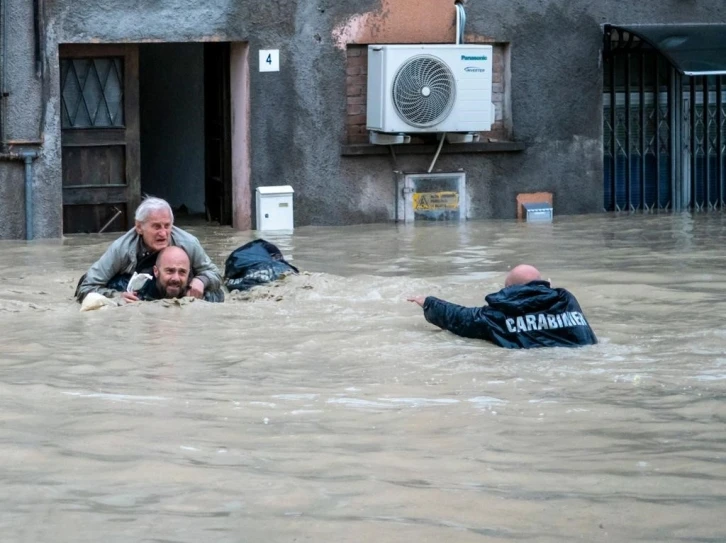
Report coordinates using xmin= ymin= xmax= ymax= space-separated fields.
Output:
xmin=259 ymin=50 xmax=279 ymax=72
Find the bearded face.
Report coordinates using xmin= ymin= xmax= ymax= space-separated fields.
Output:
xmin=153 ymin=249 xmax=190 ymax=298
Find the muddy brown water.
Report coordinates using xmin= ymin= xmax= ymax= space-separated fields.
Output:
xmin=1 ymin=214 xmax=725 ymax=542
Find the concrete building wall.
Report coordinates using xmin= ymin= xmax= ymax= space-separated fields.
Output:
xmin=2 ymin=0 xmax=726 ymax=238
xmin=1 ymin=0 xmax=57 ymax=239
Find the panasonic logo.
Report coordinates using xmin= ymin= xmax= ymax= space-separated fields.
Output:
xmin=461 ymin=55 xmax=488 ymax=61
xmin=464 ymin=67 xmax=486 ymax=73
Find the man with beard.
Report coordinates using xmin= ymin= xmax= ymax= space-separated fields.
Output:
xmin=123 ymin=246 xmax=192 ymax=302
xmin=75 ymin=197 xmax=224 ymax=303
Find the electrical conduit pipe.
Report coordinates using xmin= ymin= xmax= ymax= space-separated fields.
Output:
xmin=429 ymin=2 xmax=466 ymax=173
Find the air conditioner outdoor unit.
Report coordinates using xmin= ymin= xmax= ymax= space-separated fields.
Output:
xmin=366 ymin=44 xmax=494 ymax=142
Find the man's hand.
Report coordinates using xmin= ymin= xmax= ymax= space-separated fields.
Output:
xmin=407 ymin=295 xmax=426 ymax=307
xmin=121 ymin=291 xmax=140 ymax=303
xmin=186 ymin=278 xmax=205 ymax=299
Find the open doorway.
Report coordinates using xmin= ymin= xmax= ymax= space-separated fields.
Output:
xmin=139 ymin=42 xmax=232 ymax=226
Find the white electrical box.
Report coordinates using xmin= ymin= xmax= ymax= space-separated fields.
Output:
xmin=522 ymin=202 xmax=553 ymax=223
xmin=256 ymin=185 xmax=294 ymax=231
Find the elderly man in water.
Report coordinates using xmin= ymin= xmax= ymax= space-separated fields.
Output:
xmin=408 ymin=264 xmax=597 ymax=349
xmin=75 ymin=197 xmax=224 ymax=303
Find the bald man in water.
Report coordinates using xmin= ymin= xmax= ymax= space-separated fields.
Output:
xmin=408 ymin=264 xmax=597 ymax=349
xmin=122 ymin=246 xmax=194 ymax=302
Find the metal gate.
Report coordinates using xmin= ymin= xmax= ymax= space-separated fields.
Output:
xmin=603 ymin=26 xmax=726 ymax=212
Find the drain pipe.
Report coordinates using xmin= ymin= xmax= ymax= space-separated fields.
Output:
xmin=1 ymin=0 xmax=7 ymax=146
xmin=0 ymin=150 xmax=39 ymax=239
xmin=23 ymin=151 xmax=37 ymax=239
xmin=0 ymin=0 xmax=43 ymax=239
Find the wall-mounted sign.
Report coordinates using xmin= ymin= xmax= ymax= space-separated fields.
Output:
xmin=397 ymin=172 xmax=466 ymax=223
xmin=413 ymin=191 xmax=460 ymax=211
xmin=259 ymin=49 xmax=280 ymax=72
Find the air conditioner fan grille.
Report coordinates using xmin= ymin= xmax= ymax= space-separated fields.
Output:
xmin=392 ymin=55 xmax=456 ymax=128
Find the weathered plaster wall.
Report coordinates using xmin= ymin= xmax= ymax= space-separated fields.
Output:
xmin=329 ymin=0 xmax=726 ymax=223
xmin=4 ymin=0 xmax=43 ymax=142
xmin=0 ymin=164 xmax=26 ymax=239
xmin=2 ymin=0 xmax=726 ymax=238
xmin=332 ymin=0 xmax=456 ymax=48
xmin=1 ymin=0 xmax=53 ymax=239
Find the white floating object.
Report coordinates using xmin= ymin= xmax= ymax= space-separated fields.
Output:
xmin=127 ymin=272 xmax=153 ymax=292
xmin=80 ymin=292 xmax=117 ymax=312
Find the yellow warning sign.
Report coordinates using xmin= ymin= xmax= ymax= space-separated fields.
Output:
xmin=413 ymin=191 xmax=459 ymax=211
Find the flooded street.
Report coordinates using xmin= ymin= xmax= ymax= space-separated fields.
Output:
xmin=1 ymin=214 xmax=725 ymax=542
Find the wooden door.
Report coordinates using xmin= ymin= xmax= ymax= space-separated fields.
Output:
xmin=60 ymin=44 xmax=140 ymax=234
xmin=204 ymin=42 xmax=232 ymax=225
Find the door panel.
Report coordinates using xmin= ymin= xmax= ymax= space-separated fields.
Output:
xmin=62 ymin=146 xmax=126 ymax=186
xmin=204 ymin=42 xmax=232 ymax=225
xmin=63 ymin=204 xmax=128 ymax=236
xmin=60 ymin=44 xmax=140 ymax=234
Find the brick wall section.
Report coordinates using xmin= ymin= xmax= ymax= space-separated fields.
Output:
xmin=346 ymin=46 xmax=369 ymax=144
xmin=489 ymin=44 xmax=507 ymax=140
xmin=345 ymin=44 xmax=509 ymax=144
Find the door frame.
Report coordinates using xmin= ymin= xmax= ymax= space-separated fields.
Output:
xmin=230 ymin=42 xmax=251 ymax=230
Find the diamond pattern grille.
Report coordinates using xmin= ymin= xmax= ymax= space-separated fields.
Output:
xmin=61 ymin=58 xmax=124 ymax=128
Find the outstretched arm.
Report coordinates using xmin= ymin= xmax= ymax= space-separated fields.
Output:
xmin=407 ymin=295 xmax=426 ymax=307
xmin=410 ymin=295 xmax=497 ymax=342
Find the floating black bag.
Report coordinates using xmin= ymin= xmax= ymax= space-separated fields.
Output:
xmin=224 ymin=239 xmax=299 ymax=292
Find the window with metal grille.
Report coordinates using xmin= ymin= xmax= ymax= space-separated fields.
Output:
xmin=61 ymin=58 xmax=124 ymax=129
xmin=603 ymin=28 xmax=726 ymax=212
xmin=603 ymin=50 xmax=673 ymax=212
xmin=682 ymin=80 xmax=726 ymax=210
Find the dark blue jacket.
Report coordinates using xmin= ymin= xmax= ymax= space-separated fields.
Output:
xmin=422 ymin=280 xmax=597 ymax=349
xmin=224 ymin=239 xmax=298 ymax=292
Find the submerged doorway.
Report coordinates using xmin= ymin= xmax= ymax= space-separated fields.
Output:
xmin=204 ymin=43 xmax=233 ymax=226
xmin=139 ymin=42 xmax=232 ymax=226
xmin=60 ymin=41 xmax=248 ymax=234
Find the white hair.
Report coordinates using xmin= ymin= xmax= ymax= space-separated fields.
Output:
xmin=135 ymin=196 xmax=174 ymax=223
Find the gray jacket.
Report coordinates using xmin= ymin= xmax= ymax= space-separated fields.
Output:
xmin=76 ymin=226 xmax=222 ymax=301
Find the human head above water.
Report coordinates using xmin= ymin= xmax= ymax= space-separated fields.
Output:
xmin=504 ymin=264 xmax=542 ymax=288
xmin=153 ymin=246 xmax=190 ymax=298
xmin=134 ymin=197 xmax=175 ymax=252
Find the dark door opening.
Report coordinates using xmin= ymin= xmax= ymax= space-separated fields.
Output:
xmin=204 ymin=42 xmax=232 ymax=225
xmin=138 ymin=42 xmax=232 ymax=227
